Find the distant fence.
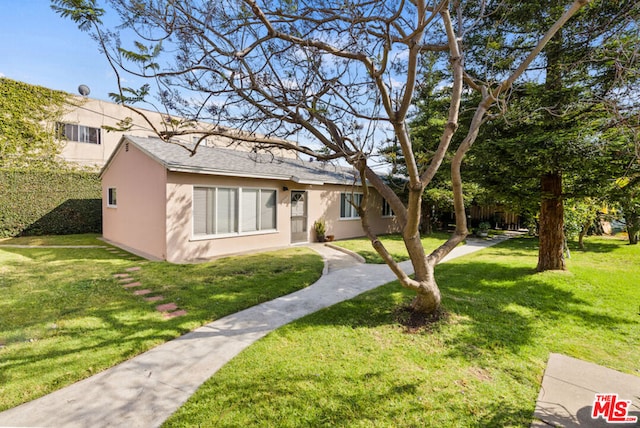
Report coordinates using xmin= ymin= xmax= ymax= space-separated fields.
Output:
xmin=469 ymin=204 xmax=521 ymax=230
xmin=0 ymin=169 xmax=102 ymax=237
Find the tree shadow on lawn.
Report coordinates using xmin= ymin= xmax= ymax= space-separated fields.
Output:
xmin=439 ymin=260 xmax=634 ymax=358
xmin=566 ymin=237 xmax=630 ymax=253
xmin=0 ymin=247 xmax=131 ymax=262
xmin=0 ymin=300 xmax=195 ymax=411
xmin=297 ymin=259 xmax=633 ymax=360
xmin=285 ymin=259 xmax=636 ymax=426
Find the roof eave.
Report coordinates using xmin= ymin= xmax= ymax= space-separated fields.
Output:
xmin=291 ymin=176 xmax=326 ymax=185
xmin=166 ymin=165 xmax=292 ymax=181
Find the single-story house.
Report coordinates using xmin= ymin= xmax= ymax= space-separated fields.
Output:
xmin=100 ymin=135 xmax=399 ymax=262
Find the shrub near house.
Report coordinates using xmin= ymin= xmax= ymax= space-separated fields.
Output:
xmin=0 ymin=169 xmax=101 ymax=237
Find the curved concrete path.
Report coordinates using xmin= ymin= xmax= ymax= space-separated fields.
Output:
xmin=0 ymin=235 xmax=510 ymax=428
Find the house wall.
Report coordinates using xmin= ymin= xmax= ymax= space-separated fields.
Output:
xmin=164 ymin=173 xmax=399 ymax=262
xmin=165 ymin=173 xmax=292 ymax=262
xmin=306 ymin=184 xmax=399 ymax=241
xmin=101 ymin=142 xmax=167 ymax=260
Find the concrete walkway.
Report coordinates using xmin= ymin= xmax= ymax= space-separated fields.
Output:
xmin=532 ymin=354 xmax=640 ymax=427
xmin=0 ymin=234 xmax=522 ymax=427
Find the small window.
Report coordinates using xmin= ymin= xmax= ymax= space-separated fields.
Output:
xmin=107 ymin=188 xmax=117 ymax=207
xmin=340 ymin=192 xmax=363 ymax=219
xmin=57 ymin=122 xmax=102 ymax=145
xmin=382 ymin=199 xmax=394 ymax=217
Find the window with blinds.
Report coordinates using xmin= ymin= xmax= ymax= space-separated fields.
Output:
xmin=193 ymin=186 xmax=277 ymax=237
xmin=56 ymin=122 xmax=101 ymax=144
xmin=340 ymin=192 xmax=363 ymax=219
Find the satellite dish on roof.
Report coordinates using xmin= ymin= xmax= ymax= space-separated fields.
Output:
xmin=78 ymin=84 xmax=91 ymax=96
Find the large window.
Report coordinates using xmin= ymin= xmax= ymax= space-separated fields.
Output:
xmin=340 ymin=192 xmax=363 ymax=219
xmin=193 ymin=187 xmax=277 ymax=237
xmin=57 ymin=123 xmax=101 ymax=145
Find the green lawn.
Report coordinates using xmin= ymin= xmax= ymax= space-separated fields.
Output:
xmin=0 ymin=235 xmax=323 ymax=411
xmin=331 ymin=232 xmax=452 ymax=263
xmin=0 ymin=233 xmax=107 ymax=246
xmin=164 ymin=236 xmax=640 ymax=427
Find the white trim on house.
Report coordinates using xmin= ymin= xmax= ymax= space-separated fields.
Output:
xmin=168 ymin=166 xmax=292 ymax=182
xmin=107 ymin=187 xmax=117 ymax=208
xmin=339 ymin=192 xmax=363 ymax=220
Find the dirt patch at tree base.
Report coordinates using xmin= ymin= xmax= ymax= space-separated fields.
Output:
xmin=394 ymin=304 xmax=449 ymax=334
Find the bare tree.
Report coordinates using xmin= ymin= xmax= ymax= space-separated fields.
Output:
xmin=54 ymin=0 xmax=590 ymax=314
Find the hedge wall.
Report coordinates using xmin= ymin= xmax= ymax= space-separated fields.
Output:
xmin=0 ymin=169 xmax=102 ymax=237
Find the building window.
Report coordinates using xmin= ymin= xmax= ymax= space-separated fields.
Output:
xmin=57 ymin=123 xmax=101 ymax=145
xmin=340 ymin=192 xmax=363 ymax=219
xmin=192 ymin=136 xmax=211 ymax=146
xmin=382 ymin=199 xmax=394 ymax=217
xmin=193 ymin=187 xmax=277 ymax=237
xmin=107 ymin=188 xmax=117 ymax=207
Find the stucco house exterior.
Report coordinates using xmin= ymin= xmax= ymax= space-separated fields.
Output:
xmin=101 ymin=135 xmax=399 ymax=262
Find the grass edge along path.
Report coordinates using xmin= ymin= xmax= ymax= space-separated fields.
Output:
xmin=164 ymin=236 xmax=639 ymax=427
xmin=331 ymin=231 xmax=454 ymax=264
xmin=0 ymin=235 xmax=323 ymax=411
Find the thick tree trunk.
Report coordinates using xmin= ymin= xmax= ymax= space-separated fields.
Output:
xmin=410 ymin=263 xmax=441 ymax=313
xmin=537 ymin=172 xmax=566 ymax=271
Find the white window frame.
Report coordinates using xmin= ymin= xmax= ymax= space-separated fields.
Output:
xmin=340 ymin=192 xmax=363 ymax=220
xmin=107 ymin=187 xmax=117 ymax=208
xmin=57 ymin=122 xmax=102 ymax=145
xmin=192 ymin=186 xmax=278 ymax=239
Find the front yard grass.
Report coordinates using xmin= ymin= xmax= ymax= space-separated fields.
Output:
xmin=331 ymin=231 xmax=452 ymax=263
xmin=0 ymin=233 xmax=107 ymax=246
xmin=164 ymin=236 xmax=640 ymax=427
xmin=0 ymin=235 xmax=323 ymax=411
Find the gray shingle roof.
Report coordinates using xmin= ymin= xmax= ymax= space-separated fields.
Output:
xmin=106 ymin=135 xmax=360 ymax=185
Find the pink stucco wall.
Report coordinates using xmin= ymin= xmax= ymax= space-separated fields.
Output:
xmin=306 ymin=184 xmax=399 ymax=241
xmin=163 ymin=173 xmax=399 ymax=262
xmin=165 ymin=173 xmax=293 ymax=262
xmin=102 ymin=142 xmax=167 ymax=260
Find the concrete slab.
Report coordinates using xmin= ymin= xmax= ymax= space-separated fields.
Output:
xmin=307 ymin=242 xmax=363 ymax=274
xmin=532 ymin=353 xmax=640 ymax=427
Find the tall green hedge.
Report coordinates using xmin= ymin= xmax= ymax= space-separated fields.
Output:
xmin=0 ymin=169 xmax=102 ymax=237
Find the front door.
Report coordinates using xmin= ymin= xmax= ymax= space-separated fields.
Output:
xmin=290 ymin=191 xmax=308 ymax=243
